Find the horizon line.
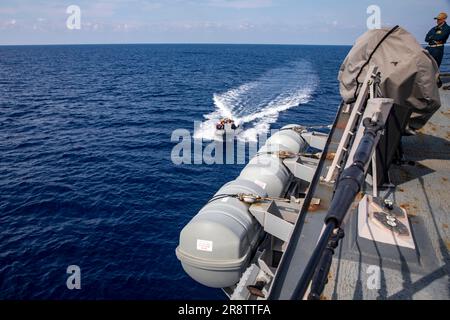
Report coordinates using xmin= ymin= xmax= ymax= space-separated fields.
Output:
xmin=0 ymin=41 xmax=436 ymax=47
xmin=0 ymin=41 xmax=355 ymax=47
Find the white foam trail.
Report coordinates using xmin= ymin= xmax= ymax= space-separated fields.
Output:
xmin=194 ymin=60 xmax=318 ymax=142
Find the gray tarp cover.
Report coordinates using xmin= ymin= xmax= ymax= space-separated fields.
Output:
xmin=338 ymin=27 xmax=441 ymax=129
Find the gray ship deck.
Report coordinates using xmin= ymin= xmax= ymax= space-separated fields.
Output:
xmin=323 ymin=86 xmax=450 ymax=300
xmin=268 ymin=84 xmax=450 ymax=300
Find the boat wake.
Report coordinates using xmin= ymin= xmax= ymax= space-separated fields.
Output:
xmin=194 ymin=60 xmax=318 ymax=142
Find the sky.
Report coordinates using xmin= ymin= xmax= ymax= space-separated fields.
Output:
xmin=0 ymin=0 xmax=449 ymax=45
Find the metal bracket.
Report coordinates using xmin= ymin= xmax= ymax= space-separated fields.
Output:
xmin=301 ymin=132 xmax=328 ymax=151
xmin=230 ymin=264 xmax=261 ymax=300
xmin=249 ymin=201 xmax=302 ymax=242
xmin=357 ymin=195 xmax=415 ymax=249
xmin=283 ymin=156 xmax=319 ymax=183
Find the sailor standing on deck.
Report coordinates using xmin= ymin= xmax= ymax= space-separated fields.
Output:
xmin=425 ymin=12 xmax=450 ymax=68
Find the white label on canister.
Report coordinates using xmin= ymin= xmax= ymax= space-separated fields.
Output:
xmin=197 ymin=239 xmax=213 ymax=252
xmin=254 ymin=179 xmax=267 ymax=190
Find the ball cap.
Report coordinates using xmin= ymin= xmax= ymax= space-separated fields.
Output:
xmin=434 ymin=12 xmax=448 ymax=20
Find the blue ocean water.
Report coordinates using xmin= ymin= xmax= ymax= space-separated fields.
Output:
xmin=0 ymin=44 xmax=352 ymax=299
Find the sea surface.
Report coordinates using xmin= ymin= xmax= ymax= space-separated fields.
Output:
xmin=3 ymin=44 xmax=441 ymax=299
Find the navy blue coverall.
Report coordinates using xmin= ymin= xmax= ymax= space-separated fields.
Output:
xmin=425 ymin=22 xmax=450 ymax=67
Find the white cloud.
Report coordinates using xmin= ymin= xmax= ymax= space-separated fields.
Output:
xmin=0 ymin=18 xmax=18 ymax=30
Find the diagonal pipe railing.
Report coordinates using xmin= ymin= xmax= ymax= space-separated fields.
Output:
xmin=291 ymin=116 xmax=385 ymax=300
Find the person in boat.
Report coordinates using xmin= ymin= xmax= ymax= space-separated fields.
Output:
xmin=216 ymin=119 xmax=226 ymax=130
xmin=216 ymin=122 xmax=224 ymax=130
xmin=216 ymin=118 xmax=238 ymax=130
xmin=425 ymin=12 xmax=450 ymax=68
